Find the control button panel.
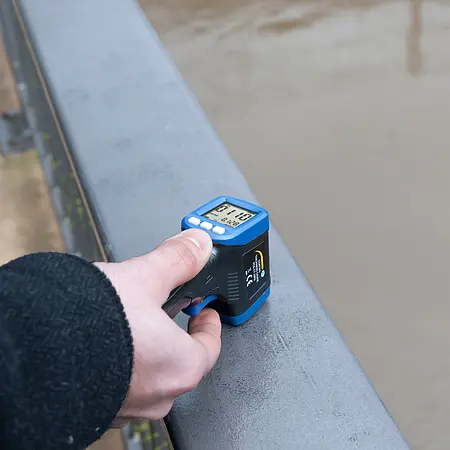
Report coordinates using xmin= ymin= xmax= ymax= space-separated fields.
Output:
xmin=187 ymin=216 xmax=227 ymax=235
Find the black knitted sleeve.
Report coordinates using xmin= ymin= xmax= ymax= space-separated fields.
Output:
xmin=0 ymin=252 xmax=134 ymax=450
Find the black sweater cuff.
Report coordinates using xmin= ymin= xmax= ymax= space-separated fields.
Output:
xmin=0 ymin=252 xmax=133 ymax=450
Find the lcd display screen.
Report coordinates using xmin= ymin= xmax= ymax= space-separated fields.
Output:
xmin=202 ymin=202 xmax=256 ymax=228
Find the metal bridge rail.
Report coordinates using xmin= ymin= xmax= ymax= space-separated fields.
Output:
xmin=0 ymin=1 xmax=409 ymax=449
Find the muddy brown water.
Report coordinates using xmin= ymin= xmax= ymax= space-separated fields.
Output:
xmin=139 ymin=1 xmax=450 ymax=448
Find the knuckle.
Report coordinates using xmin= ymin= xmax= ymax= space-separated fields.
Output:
xmin=168 ymin=364 xmax=204 ymax=397
xmin=153 ymin=401 xmax=174 ymax=420
xmin=174 ymin=378 xmax=199 ymax=396
xmin=180 ymin=363 xmax=205 ymax=393
xmin=142 ymin=401 xmax=174 ymax=421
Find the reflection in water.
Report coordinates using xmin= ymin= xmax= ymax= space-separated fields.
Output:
xmin=140 ymin=1 xmax=450 ymax=449
xmin=256 ymin=1 xmax=380 ymax=36
xmin=258 ymin=9 xmax=335 ymax=35
xmin=407 ymin=0 xmax=423 ymax=76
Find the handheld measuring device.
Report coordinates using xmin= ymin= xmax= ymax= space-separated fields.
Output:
xmin=162 ymin=196 xmax=271 ymax=326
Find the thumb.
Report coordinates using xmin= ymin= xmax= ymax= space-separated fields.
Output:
xmin=144 ymin=228 xmax=213 ymax=297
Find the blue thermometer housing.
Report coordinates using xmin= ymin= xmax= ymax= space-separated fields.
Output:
xmin=162 ymin=196 xmax=271 ymax=326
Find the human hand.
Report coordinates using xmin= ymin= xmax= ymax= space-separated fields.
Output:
xmin=94 ymin=229 xmax=222 ymax=424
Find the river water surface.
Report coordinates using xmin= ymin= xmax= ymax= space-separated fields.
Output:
xmin=140 ymin=1 xmax=450 ymax=448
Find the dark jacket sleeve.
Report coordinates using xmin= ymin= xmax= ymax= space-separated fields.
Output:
xmin=0 ymin=252 xmax=133 ymax=450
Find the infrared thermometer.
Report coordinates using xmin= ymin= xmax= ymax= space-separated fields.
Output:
xmin=162 ymin=196 xmax=271 ymax=326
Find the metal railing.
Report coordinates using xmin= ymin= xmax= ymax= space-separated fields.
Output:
xmin=0 ymin=1 xmax=410 ymax=449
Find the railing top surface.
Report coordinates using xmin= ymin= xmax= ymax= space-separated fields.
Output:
xmin=14 ymin=0 xmax=408 ymax=448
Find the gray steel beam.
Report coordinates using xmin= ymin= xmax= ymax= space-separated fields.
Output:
xmin=1 ymin=0 xmax=409 ymax=448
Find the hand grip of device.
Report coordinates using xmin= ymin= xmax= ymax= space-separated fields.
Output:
xmin=163 ymin=246 xmax=220 ymax=319
xmin=161 ymin=196 xmax=271 ymax=326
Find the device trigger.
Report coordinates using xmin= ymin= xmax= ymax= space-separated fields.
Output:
xmin=182 ymin=295 xmax=218 ymax=317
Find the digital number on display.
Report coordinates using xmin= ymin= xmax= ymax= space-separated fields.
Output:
xmin=202 ymin=202 xmax=255 ymax=228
